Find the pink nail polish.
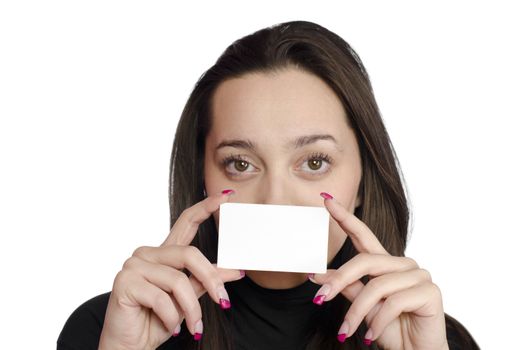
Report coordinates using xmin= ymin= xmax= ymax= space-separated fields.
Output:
xmin=222 ymin=189 xmax=235 ymax=195
xmin=240 ymin=270 xmax=246 ymax=277
xmin=313 ymin=294 xmax=326 ymax=305
xmin=320 ymin=192 xmax=333 ymax=200
xmin=219 ymin=298 xmax=231 ymax=309
xmin=217 ymin=287 xmax=231 ymax=310
xmin=363 ymin=338 xmax=372 ymax=346
xmin=337 ymin=320 xmax=349 ymax=342
xmin=194 ymin=320 xmax=203 ymax=341
xmin=313 ymin=284 xmax=331 ymax=305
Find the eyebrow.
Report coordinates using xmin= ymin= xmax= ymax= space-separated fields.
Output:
xmin=215 ymin=134 xmax=343 ymax=152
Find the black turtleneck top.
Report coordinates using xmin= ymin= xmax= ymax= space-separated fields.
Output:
xmin=57 ymin=237 xmax=477 ymax=349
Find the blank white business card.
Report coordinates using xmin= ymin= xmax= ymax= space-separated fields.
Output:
xmin=217 ymin=202 xmax=329 ymax=273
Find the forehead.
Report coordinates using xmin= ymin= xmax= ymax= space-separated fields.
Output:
xmin=209 ymin=67 xmax=349 ymax=136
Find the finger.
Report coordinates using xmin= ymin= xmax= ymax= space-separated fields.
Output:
xmin=166 ymin=294 xmax=185 ymax=336
xmin=308 ymin=268 xmax=337 ymax=285
xmin=162 ymin=189 xmax=235 ymax=247
xmin=190 ymin=265 xmax=246 ymax=299
xmin=309 ymin=269 xmax=364 ymax=304
xmin=341 ymin=269 xmax=432 ymax=338
xmin=320 ymin=193 xmax=388 ymax=255
xmin=327 ymin=279 xmax=364 ymax=306
xmin=118 ymin=272 xmax=182 ymax=335
xmin=310 ymin=267 xmax=383 ymax=343
xmin=122 ymin=256 xmax=205 ymax=334
xmin=366 ymin=282 xmax=444 ymax=343
xmin=132 ymin=245 xmax=243 ymax=306
xmin=311 ymin=253 xmax=419 ymax=302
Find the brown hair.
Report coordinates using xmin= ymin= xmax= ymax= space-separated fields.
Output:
xmin=168 ymin=20 xmax=478 ymax=349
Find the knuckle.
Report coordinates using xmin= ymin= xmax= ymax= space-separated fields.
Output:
xmin=169 ymin=271 xmax=188 ymax=291
xmin=418 ymin=268 xmax=432 ymax=281
xmin=122 ymin=256 xmax=140 ymax=270
xmin=430 ymin=283 xmax=443 ymax=299
xmin=404 ymin=256 xmax=419 ymax=268
xmin=152 ymin=290 xmax=170 ymax=310
xmin=184 ymin=245 xmax=201 ymax=258
xmin=132 ymin=245 xmax=149 ymax=259
xmin=113 ymin=269 xmax=133 ymax=289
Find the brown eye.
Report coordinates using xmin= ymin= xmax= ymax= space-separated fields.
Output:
xmin=221 ymin=154 xmax=256 ymax=176
xmin=307 ymin=159 xmax=323 ymax=170
xmin=234 ymin=160 xmax=249 ymax=172
xmin=300 ymin=152 xmax=333 ymax=176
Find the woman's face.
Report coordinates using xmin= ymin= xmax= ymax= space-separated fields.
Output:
xmin=204 ymin=66 xmax=363 ymax=283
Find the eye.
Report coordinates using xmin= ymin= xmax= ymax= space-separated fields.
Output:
xmin=300 ymin=152 xmax=334 ymax=175
xmin=221 ymin=154 xmax=257 ymax=176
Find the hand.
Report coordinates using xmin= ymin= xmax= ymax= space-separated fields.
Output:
xmin=309 ymin=193 xmax=449 ymax=350
xmin=98 ymin=189 xmax=244 ymax=350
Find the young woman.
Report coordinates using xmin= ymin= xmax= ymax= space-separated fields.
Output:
xmin=57 ymin=20 xmax=479 ymax=349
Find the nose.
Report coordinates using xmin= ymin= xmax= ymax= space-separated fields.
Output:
xmin=258 ymin=169 xmax=296 ymax=206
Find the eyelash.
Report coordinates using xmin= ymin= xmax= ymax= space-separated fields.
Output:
xmin=220 ymin=152 xmax=334 ymax=177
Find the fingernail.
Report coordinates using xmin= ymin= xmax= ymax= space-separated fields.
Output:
xmin=307 ymin=273 xmax=315 ymax=281
xmin=337 ymin=320 xmax=349 ymax=343
xmin=217 ymin=286 xmax=231 ymax=310
xmin=222 ymin=189 xmax=235 ymax=195
xmin=240 ymin=269 xmax=246 ymax=277
xmin=364 ymin=328 xmax=373 ymax=346
xmin=320 ymin=192 xmax=333 ymax=200
xmin=172 ymin=323 xmax=181 ymax=337
xmin=313 ymin=283 xmax=331 ymax=305
xmin=194 ymin=320 xmax=203 ymax=341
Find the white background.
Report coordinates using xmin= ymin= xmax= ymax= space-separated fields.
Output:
xmin=1 ymin=1 xmax=526 ymax=348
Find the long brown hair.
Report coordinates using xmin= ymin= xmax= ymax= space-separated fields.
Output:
xmin=168 ymin=20 xmax=478 ymax=349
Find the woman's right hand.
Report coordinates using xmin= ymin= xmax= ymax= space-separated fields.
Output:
xmin=98 ymin=189 xmax=242 ymax=350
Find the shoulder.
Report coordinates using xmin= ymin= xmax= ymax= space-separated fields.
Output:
xmin=57 ymin=291 xmax=111 ymax=350
xmin=445 ymin=313 xmax=480 ymax=350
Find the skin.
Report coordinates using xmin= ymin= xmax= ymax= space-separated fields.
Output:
xmin=98 ymin=66 xmax=448 ymax=349
xmin=204 ymin=67 xmax=363 ymax=289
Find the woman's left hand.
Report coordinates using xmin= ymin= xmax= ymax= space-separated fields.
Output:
xmin=309 ymin=194 xmax=449 ymax=350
